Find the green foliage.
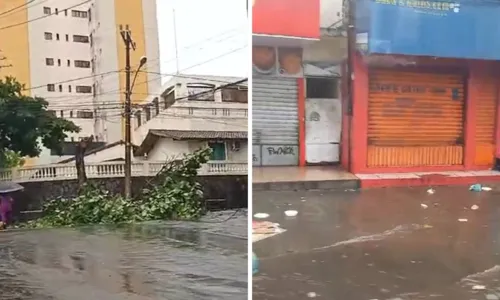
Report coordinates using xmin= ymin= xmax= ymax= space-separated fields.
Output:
xmin=24 ymin=148 xmax=212 ymax=228
xmin=0 ymin=77 xmax=80 ymax=158
xmin=0 ymin=150 xmax=25 ymax=168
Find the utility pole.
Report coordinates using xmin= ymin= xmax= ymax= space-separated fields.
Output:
xmin=346 ymin=0 xmax=356 ymax=172
xmin=120 ymin=25 xmax=136 ymax=198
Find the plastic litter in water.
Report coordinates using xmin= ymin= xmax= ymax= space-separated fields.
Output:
xmin=284 ymin=210 xmax=298 ymax=217
xmin=252 ymin=252 xmax=259 ymax=275
xmin=307 ymin=292 xmax=317 ymax=298
xmin=427 ymin=188 xmax=435 ymax=194
xmin=458 ymin=218 xmax=468 ymax=222
xmin=253 ymin=213 xmax=269 ymax=219
xmin=470 ymin=184 xmax=492 ymax=191
xmin=420 ymin=204 xmax=428 ymax=209
xmin=472 ymin=285 xmax=486 ymax=290
xmin=471 ymin=205 xmax=479 ymax=210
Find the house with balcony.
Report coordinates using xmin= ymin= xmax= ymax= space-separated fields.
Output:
xmin=132 ymin=75 xmax=248 ymax=169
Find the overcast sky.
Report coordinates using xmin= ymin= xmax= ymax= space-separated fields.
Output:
xmin=155 ymin=0 xmax=248 ymax=80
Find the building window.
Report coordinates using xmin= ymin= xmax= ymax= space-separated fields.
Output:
xmin=47 ymin=84 xmax=55 ymax=92
xmin=67 ymin=59 xmax=71 ymax=67
xmin=72 ymin=10 xmax=88 ymax=18
xmin=208 ymin=142 xmax=226 ymax=161
xmin=76 ymin=110 xmax=94 ymax=119
xmin=187 ymin=83 xmax=216 ymax=101
xmin=45 ymin=58 xmax=54 ymax=66
xmin=163 ymin=90 xmax=175 ymax=109
xmin=153 ymin=98 xmax=159 ymax=115
xmin=89 ymin=34 xmax=93 ymax=47
xmin=58 ymin=85 xmax=62 ymax=92
xmin=65 ymin=34 xmax=69 ymax=42
xmin=57 ymin=59 xmax=61 ymax=66
xmin=70 ymin=111 xmax=73 ymax=118
xmin=44 ymin=32 xmax=53 ymax=40
xmin=56 ymin=33 xmax=60 ymax=41
xmin=74 ymin=60 xmax=90 ymax=68
xmin=55 ymin=8 xmax=58 ymax=15
xmin=68 ymin=85 xmax=72 ymax=93
xmin=222 ymin=108 xmax=230 ymax=116
xmin=306 ymin=77 xmax=339 ymax=99
xmin=73 ymin=35 xmax=89 ymax=43
xmin=135 ymin=111 xmax=142 ymax=128
xmin=59 ymin=110 xmax=64 ymax=117
xmin=43 ymin=7 xmax=51 ymax=15
xmin=145 ymin=106 xmax=151 ymax=121
xmin=75 ymin=85 xmax=92 ymax=94
xmin=88 ymin=8 xmax=92 ymax=22
xmin=222 ymin=86 xmax=248 ymax=103
xmin=64 ymin=9 xmax=68 ymax=16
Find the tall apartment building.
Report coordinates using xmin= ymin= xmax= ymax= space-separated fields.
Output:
xmin=0 ymin=0 xmax=161 ymax=165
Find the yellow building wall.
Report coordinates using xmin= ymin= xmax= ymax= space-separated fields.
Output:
xmin=0 ymin=1 xmax=34 ymax=166
xmin=0 ymin=0 xmax=31 ymax=95
xmin=114 ymin=0 xmax=150 ymax=138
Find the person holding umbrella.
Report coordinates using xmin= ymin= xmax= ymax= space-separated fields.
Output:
xmin=0 ymin=193 xmax=13 ymax=229
xmin=0 ymin=181 xmax=24 ymax=229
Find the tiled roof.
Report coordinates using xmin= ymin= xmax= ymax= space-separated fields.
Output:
xmin=134 ymin=129 xmax=247 ymax=156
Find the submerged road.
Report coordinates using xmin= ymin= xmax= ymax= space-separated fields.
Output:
xmin=0 ymin=210 xmax=248 ymax=300
xmin=253 ymin=187 xmax=500 ymax=300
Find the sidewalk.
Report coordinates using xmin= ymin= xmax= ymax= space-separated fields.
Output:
xmin=253 ymin=187 xmax=500 ymax=300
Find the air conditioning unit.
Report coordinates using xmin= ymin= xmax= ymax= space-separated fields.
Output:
xmin=231 ymin=141 xmax=241 ymax=152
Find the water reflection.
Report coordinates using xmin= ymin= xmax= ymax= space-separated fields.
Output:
xmin=0 ymin=211 xmax=247 ymax=300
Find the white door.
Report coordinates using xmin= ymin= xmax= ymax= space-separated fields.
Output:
xmin=305 ymin=98 xmax=342 ymax=163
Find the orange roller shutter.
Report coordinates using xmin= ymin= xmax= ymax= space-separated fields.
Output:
xmin=367 ymin=70 xmax=465 ymax=168
xmin=474 ymin=77 xmax=498 ymax=166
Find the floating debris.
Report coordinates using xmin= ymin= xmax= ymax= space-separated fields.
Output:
xmin=458 ymin=218 xmax=468 ymax=222
xmin=284 ymin=210 xmax=298 ymax=217
xmin=471 ymin=205 xmax=479 ymax=210
xmin=427 ymin=188 xmax=435 ymax=194
xmin=421 ymin=203 xmax=429 ymax=209
xmin=469 ymin=184 xmax=491 ymax=192
xmin=307 ymin=292 xmax=317 ymax=298
xmin=253 ymin=213 xmax=269 ymax=219
xmin=482 ymin=186 xmax=492 ymax=191
xmin=472 ymin=285 xmax=486 ymax=290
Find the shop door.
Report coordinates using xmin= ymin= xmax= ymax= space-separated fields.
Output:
xmin=253 ymin=77 xmax=299 ymax=166
xmin=475 ymin=77 xmax=498 ymax=166
xmin=368 ymin=70 xmax=465 ymax=168
xmin=305 ymin=77 xmax=341 ymax=164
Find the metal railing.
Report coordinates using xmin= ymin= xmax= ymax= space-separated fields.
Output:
xmin=0 ymin=161 xmax=247 ymax=183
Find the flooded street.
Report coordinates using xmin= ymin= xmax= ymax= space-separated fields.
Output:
xmin=0 ymin=210 xmax=247 ymax=300
xmin=253 ymin=187 xmax=500 ymax=300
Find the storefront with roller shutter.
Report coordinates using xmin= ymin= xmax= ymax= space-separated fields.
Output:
xmin=367 ymin=70 xmax=466 ymax=168
xmin=342 ymin=54 xmax=500 ymax=174
xmin=252 ymin=77 xmax=300 ymax=166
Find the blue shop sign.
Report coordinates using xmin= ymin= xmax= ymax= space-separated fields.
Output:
xmin=356 ymin=0 xmax=500 ymax=60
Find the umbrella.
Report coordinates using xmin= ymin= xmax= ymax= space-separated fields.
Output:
xmin=0 ymin=181 xmax=24 ymax=194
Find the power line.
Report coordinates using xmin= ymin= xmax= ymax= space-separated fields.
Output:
xmin=0 ymin=0 xmax=36 ymax=17
xmin=0 ymin=0 xmax=91 ymax=31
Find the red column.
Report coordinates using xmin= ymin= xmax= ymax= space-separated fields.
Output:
xmin=350 ymin=52 xmax=369 ymax=173
xmin=495 ymin=76 xmax=500 ymax=159
xmin=297 ymin=78 xmax=306 ymax=167
xmin=341 ymin=62 xmax=350 ymax=170
xmin=464 ymin=63 xmax=479 ymax=169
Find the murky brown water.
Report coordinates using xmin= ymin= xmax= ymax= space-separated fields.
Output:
xmin=0 ymin=210 xmax=247 ymax=300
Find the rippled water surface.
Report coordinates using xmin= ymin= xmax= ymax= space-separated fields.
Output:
xmin=0 ymin=210 xmax=247 ymax=300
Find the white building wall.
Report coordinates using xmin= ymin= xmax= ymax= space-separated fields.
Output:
xmin=90 ymin=0 xmax=122 ymax=143
xmin=320 ymin=0 xmax=344 ymax=29
xmin=146 ymin=138 xmax=248 ymax=163
xmin=22 ymin=0 xmax=159 ymax=165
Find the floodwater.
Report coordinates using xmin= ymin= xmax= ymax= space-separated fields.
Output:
xmin=0 ymin=210 xmax=248 ymax=300
xmin=253 ymin=187 xmax=500 ymax=300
